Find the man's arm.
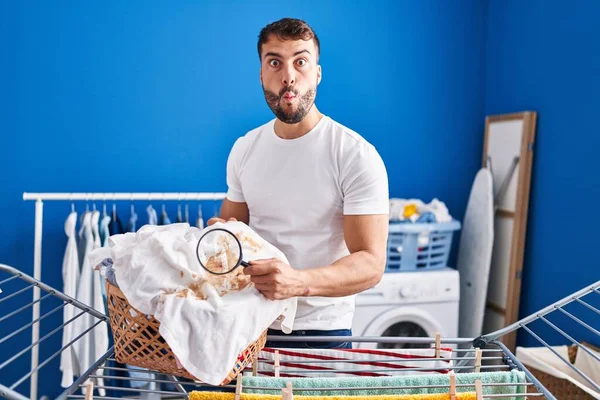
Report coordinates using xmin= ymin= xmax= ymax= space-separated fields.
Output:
xmin=245 ymin=214 xmax=389 ymax=300
xmin=208 ymin=198 xmax=250 ymax=225
xmin=302 ymin=214 xmax=388 ymax=296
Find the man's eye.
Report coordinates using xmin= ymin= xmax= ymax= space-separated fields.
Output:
xmin=297 ymin=59 xmax=307 ymax=66
xmin=269 ymin=60 xmax=280 ymax=67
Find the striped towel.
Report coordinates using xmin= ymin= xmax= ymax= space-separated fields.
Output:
xmin=252 ymin=347 xmax=454 ymax=378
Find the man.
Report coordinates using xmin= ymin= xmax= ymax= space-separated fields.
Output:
xmin=209 ymin=18 xmax=389 ymax=349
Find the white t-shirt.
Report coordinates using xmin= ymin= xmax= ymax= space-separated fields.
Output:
xmin=226 ymin=115 xmax=389 ymax=330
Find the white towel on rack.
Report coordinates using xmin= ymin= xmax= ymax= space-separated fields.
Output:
xmin=60 ymin=211 xmax=81 ymax=388
xmin=72 ymin=212 xmax=108 ymax=396
xmin=109 ymin=221 xmax=297 ymax=386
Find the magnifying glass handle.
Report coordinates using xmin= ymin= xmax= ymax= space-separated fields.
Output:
xmin=240 ymin=260 xmax=249 ymax=268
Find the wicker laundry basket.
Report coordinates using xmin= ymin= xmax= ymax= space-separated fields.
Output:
xmin=105 ymin=282 xmax=267 ymax=385
xmin=525 ymin=344 xmax=598 ymax=400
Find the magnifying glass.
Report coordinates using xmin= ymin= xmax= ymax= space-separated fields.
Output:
xmin=195 ymin=227 xmax=249 ymax=275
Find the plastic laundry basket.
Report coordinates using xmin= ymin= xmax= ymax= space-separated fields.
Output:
xmin=386 ymin=220 xmax=461 ymax=272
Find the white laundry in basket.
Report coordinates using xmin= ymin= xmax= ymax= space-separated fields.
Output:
xmin=106 ymin=221 xmax=297 ymax=385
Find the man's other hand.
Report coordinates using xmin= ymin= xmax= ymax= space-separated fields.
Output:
xmin=207 ymin=217 xmax=237 ymax=226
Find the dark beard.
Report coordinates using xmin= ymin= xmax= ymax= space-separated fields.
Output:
xmin=263 ymin=85 xmax=317 ymax=124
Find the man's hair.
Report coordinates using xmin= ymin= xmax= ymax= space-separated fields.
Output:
xmin=257 ymin=18 xmax=320 ymax=61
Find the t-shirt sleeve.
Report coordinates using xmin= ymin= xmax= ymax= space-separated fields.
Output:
xmin=225 ymin=137 xmax=246 ymax=203
xmin=341 ymin=143 xmax=389 ymax=215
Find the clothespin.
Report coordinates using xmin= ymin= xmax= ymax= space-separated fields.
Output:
xmin=84 ymin=382 xmax=94 ymax=400
xmin=274 ymin=349 xmax=280 ymax=378
xmin=435 ymin=332 xmax=441 ymax=359
xmin=475 ymin=379 xmax=483 ymax=400
xmin=234 ymin=377 xmax=243 ymax=400
xmin=475 ymin=348 xmax=482 ymax=373
xmin=281 ymin=381 xmax=294 ymax=400
xmin=252 ymin=355 xmax=258 ymax=376
xmin=448 ymin=371 xmax=456 ymax=400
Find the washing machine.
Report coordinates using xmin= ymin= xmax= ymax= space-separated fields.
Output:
xmin=352 ymin=267 xmax=459 ymax=349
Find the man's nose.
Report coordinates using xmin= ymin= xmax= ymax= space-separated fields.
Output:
xmin=282 ymin=65 xmax=296 ymax=86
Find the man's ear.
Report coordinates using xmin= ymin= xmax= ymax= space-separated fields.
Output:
xmin=317 ymin=65 xmax=322 ymax=85
xmin=260 ymin=68 xmax=263 ymax=84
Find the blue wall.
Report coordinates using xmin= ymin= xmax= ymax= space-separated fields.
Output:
xmin=484 ymin=0 xmax=600 ymax=348
xmin=1 ymin=1 xmax=489 ymax=398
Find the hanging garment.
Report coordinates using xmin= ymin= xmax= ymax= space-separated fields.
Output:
xmin=147 ymin=204 xmax=158 ymax=225
xmin=99 ymin=212 xmax=111 ymax=248
xmin=98 ymin=212 xmax=111 ymax=300
xmin=109 ymin=205 xmax=125 ymax=235
xmin=73 ymin=212 xmax=108 ymax=396
xmin=126 ymin=206 xmax=138 ymax=233
xmin=196 ymin=205 xmax=204 ymax=229
xmin=176 ymin=204 xmax=184 ymax=223
xmin=91 ymin=211 xmax=102 ymax=250
xmin=77 ymin=211 xmax=89 ymax=269
xmin=60 ymin=211 xmax=81 ymax=388
xmin=159 ymin=205 xmax=172 ymax=225
xmin=73 ymin=212 xmax=94 ymax=391
xmin=93 ymin=211 xmax=110 ymax=391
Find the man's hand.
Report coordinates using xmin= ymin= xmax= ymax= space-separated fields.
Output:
xmin=207 ymin=217 xmax=237 ymax=226
xmin=244 ymin=258 xmax=308 ymax=300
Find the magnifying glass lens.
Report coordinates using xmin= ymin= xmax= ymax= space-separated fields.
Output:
xmin=197 ymin=229 xmax=243 ymax=275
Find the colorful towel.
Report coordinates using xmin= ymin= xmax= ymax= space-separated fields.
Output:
xmin=242 ymin=370 xmax=526 ymax=397
xmin=190 ymin=393 xmax=477 ymax=400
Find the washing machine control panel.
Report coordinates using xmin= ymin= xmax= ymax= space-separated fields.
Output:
xmin=356 ymin=268 xmax=459 ymax=305
xmin=397 ymin=282 xmax=440 ymax=299
xmin=398 ymin=285 xmax=417 ymax=298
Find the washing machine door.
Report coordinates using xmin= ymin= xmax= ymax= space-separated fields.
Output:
xmin=358 ymin=306 xmax=443 ymax=349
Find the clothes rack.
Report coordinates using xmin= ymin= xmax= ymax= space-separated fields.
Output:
xmin=20 ymin=192 xmax=227 ymax=400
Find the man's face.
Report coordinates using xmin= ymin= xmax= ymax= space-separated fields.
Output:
xmin=260 ymin=34 xmax=321 ymax=124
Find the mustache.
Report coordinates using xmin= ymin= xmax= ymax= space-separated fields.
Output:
xmin=263 ymin=86 xmax=301 ymax=105
xmin=278 ymin=86 xmax=298 ymax=97
xmin=266 ymin=86 xmax=298 ymax=101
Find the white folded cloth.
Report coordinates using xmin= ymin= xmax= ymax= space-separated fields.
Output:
xmin=98 ymin=221 xmax=297 ymax=385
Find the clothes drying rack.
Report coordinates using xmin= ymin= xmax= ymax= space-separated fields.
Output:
xmin=2 ymin=262 xmax=599 ymax=400
xmin=0 ymin=192 xmax=597 ymax=399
